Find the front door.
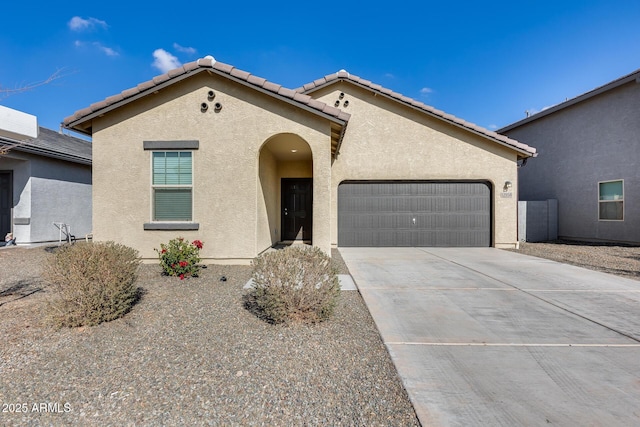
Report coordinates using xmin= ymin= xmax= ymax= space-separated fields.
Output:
xmin=0 ymin=172 xmax=12 ymax=238
xmin=281 ymin=178 xmax=312 ymax=241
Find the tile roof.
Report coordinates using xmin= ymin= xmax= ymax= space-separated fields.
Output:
xmin=62 ymin=55 xmax=535 ymax=158
xmin=499 ymin=67 xmax=640 ymax=132
xmin=0 ymin=127 xmax=91 ymax=165
xmin=297 ymin=70 xmax=537 ymax=157
xmin=63 ymin=56 xmax=350 ymax=132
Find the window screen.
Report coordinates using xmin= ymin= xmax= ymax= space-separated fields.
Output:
xmin=152 ymin=152 xmax=192 ymax=221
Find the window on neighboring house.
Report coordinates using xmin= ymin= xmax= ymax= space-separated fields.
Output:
xmin=598 ymin=180 xmax=624 ymax=221
xmin=152 ymin=151 xmax=192 ymax=221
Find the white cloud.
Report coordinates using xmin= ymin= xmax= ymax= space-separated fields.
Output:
xmin=70 ymin=17 xmax=114 ymax=56
xmin=152 ymin=49 xmax=181 ymax=73
xmin=68 ymin=16 xmax=108 ymax=31
xmin=94 ymin=43 xmax=118 ymax=57
xmin=73 ymin=40 xmax=118 ymax=56
xmin=173 ymin=43 xmax=197 ymax=55
xmin=384 ymin=73 xmax=395 ymax=79
xmin=487 ymin=124 xmax=498 ymax=130
xmin=420 ymin=87 xmax=433 ymax=95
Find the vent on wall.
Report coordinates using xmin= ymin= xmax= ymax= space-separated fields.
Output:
xmin=334 ymin=92 xmax=350 ymax=108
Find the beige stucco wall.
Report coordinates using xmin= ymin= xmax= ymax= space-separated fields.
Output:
xmin=257 ymin=146 xmax=278 ymax=252
xmin=257 ymin=138 xmax=314 ymax=252
xmin=311 ymin=83 xmax=520 ymax=248
xmin=90 ymin=72 xmax=333 ymax=262
xmin=89 ymin=71 xmax=522 ymax=262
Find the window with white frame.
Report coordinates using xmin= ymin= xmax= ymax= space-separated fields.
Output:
xmin=152 ymin=151 xmax=193 ymax=221
xmin=598 ymin=180 xmax=624 ymax=221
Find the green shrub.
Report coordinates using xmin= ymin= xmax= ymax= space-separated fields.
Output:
xmin=156 ymin=237 xmax=203 ymax=279
xmin=246 ymin=246 xmax=341 ymax=324
xmin=43 ymin=242 xmax=141 ymax=328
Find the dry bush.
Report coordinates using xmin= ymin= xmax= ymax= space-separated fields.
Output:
xmin=246 ymin=246 xmax=340 ymax=324
xmin=43 ymin=242 xmax=141 ymax=327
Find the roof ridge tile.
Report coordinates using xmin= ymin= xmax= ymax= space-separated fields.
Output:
xmin=63 ymin=56 xmax=350 ymax=128
xmin=262 ymin=81 xmax=281 ymax=92
xmin=292 ymin=92 xmax=311 ymax=103
xmin=312 ymin=78 xmax=327 ymax=87
xmin=183 ymin=61 xmax=199 ymax=72
xmin=196 ymin=56 xmax=215 ymax=67
xmin=213 ymin=62 xmax=234 ymax=73
xmin=152 ymin=74 xmax=170 ymax=85
xmin=105 ymin=94 xmax=124 ymax=105
xmin=121 ymin=88 xmax=139 ymax=98
xmin=137 ymin=81 xmax=155 ymax=92
xmin=167 ymin=67 xmax=186 ymax=78
xmin=277 ymin=87 xmax=296 ymax=98
xmin=247 ymin=75 xmax=267 ymax=86
xmin=230 ymin=68 xmax=251 ymax=80
xmin=307 ymin=99 xmax=326 ymax=110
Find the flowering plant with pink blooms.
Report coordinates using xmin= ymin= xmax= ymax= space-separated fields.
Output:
xmin=155 ymin=237 xmax=204 ymax=279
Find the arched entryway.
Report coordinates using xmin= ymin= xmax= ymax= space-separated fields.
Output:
xmin=257 ymin=133 xmax=314 ymax=250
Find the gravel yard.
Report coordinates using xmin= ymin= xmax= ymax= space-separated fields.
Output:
xmin=0 ymin=246 xmax=419 ymax=426
xmin=510 ymin=240 xmax=640 ymax=280
xmin=4 ymin=240 xmax=636 ymax=426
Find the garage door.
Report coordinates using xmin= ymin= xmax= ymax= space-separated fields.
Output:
xmin=338 ymin=181 xmax=491 ymax=247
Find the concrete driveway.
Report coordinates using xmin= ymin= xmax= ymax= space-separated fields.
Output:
xmin=339 ymin=247 xmax=640 ymax=426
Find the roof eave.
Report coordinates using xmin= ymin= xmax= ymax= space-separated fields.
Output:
xmin=64 ymin=68 xmax=212 ymax=135
xmin=0 ymin=140 xmax=91 ymax=165
xmin=205 ymin=68 xmax=348 ymax=128
xmin=64 ymin=65 xmax=349 ymax=149
xmin=303 ymin=78 xmax=536 ymax=158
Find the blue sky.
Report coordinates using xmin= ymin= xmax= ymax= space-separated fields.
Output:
xmin=2 ymin=1 xmax=639 ymax=136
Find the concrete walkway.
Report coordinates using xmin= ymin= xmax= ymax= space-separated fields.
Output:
xmin=339 ymin=247 xmax=640 ymax=426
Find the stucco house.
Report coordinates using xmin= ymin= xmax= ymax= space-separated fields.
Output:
xmin=0 ymin=125 xmax=92 ymax=244
xmin=500 ymin=68 xmax=640 ymax=244
xmin=63 ymin=56 xmax=536 ymax=263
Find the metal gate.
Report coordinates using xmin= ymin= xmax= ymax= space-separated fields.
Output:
xmin=338 ymin=181 xmax=491 ymax=247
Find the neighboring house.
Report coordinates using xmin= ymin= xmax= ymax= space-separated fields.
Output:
xmin=0 ymin=105 xmax=38 ymax=143
xmin=0 ymin=126 xmax=92 ymax=244
xmin=500 ymin=69 xmax=640 ymax=244
xmin=63 ymin=56 xmax=535 ymax=262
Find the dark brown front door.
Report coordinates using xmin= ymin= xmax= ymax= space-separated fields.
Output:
xmin=0 ymin=172 xmax=12 ymax=238
xmin=281 ymin=178 xmax=312 ymax=241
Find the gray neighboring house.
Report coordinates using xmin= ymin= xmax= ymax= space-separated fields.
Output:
xmin=500 ymin=68 xmax=640 ymax=244
xmin=0 ymin=127 xmax=92 ymax=244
